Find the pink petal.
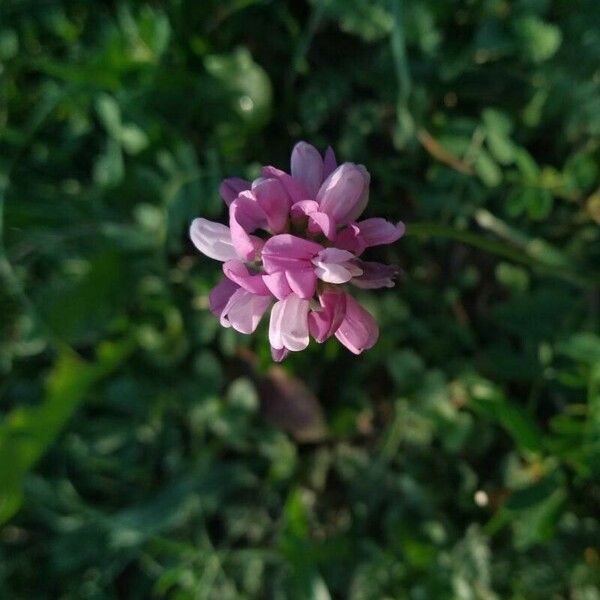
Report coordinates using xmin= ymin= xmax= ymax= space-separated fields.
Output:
xmin=356 ymin=218 xmax=405 ymax=247
xmin=312 ymin=248 xmax=360 ymax=284
xmin=223 ymin=260 xmax=271 ymax=296
xmin=308 ymin=290 xmax=346 ymax=342
xmin=285 ymin=269 xmax=317 ymax=299
xmin=269 ymin=294 xmax=310 ymax=351
xmin=313 ymin=263 xmax=354 ymax=284
xmin=252 ymin=178 xmax=290 ymax=233
xmin=271 ymin=346 xmax=289 ymax=362
xmin=316 ymin=163 xmax=369 ymax=226
xmin=335 ymin=294 xmax=379 ymax=354
xmin=261 ymin=165 xmax=309 ymax=204
xmin=219 ymin=177 xmax=251 ymax=206
xmin=229 ymin=194 xmax=267 ymax=261
xmin=322 ymin=146 xmax=337 ymax=180
xmin=209 ymin=278 xmax=239 ymax=318
xmin=220 ymin=289 xmax=272 ymax=334
xmin=315 ymin=248 xmax=357 ymax=264
xmin=261 ymin=234 xmax=322 ymax=273
xmin=291 ymin=201 xmax=335 ymax=240
xmin=346 ymin=165 xmax=370 ymax=223
xmin=335 ymin=224 xmax=366 ymax=255
xmin=291 ymin=141 xmax=323 ymax=199
xmin=189 ymin=218 xmax=240 ymax=261
xmin=307 ymin=212 xmax=336 ymax=240
xmin=290 ymin=199 xmax=319 ymax=218
xmin=263 ymin=271 xmax=293 ymax=300
xmin=351 ymin=261 xmax=400 ymax=289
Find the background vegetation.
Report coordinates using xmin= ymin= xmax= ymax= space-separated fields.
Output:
xmin=1 ymin=0 xmax=599 ymax=598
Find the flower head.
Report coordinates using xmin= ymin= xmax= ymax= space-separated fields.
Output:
xmin=190 ymin=141 xmax=404 ymax=361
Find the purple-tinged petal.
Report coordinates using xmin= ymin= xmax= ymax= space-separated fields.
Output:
xmin=316 ymin=248 xmax=357 ymax=264
xmin=223 ymin=260 xmax=272 ymax=296
xmin=316 ymin=163 xmax=370 ymax=225
xmin=263 ymin=271 xmax=293 ymax=300
xmin=209 ymin=278 xmax=239 ymax=318
xmin=229 ymin=194 xmax=267 ymax=261
xmin=291 ymin=200 xmax=335 ymax=240
xmin=269 ymin=294 xmax=310 ymax=351
xmin=261 ymin=234 xmax=323 ymax=273
xmin=346 ymin=165 xmax=370 ymax=223
xmin=220 ymin=289 xmax=272 ymax=334
xmin=286 ymin=269 xmax=317 ymax=299
xmin=219 ymin=177 xmax=251 ymax=206
xmin=253 ymin=178 xmax=290 ymax=233
xmin=356 ymin=218 xmax=405 ymax=247
xmin=334 ymin=224 xmax=367 ymax=255
xmin=190 ymin=218 xmax=240 ymax=261
xmin=335 ymin=294 xmax=379 ymax=354
xmin=261 ymin=165 xmax=309 ymax=204
xmin=271 ymin=346 xmax=289 ymax=362
xmin=351 ymin=261 xmax=400 ymax=289
xmin=291 ymin=141 xmax=324 ymax=199
xmin=290 ymin=199 xmax=319 ymax=219
xmin=307 ymin=212 xmax=336 ymax=240
xmin=322 ymin=146 xmax=337 ymax=180
xmin=312 ymin=248 xmax=362 ymax=284
xmin=308 ymin=290 xmax=346 ymax=343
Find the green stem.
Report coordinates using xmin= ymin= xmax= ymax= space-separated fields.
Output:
xmin=405 ymin=222 xmax=599 ymax=289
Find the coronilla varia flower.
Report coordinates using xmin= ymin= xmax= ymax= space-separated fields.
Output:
xmin=190 ymin=142 xmax=404 ymax=361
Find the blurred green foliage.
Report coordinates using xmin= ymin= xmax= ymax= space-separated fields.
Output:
xmin=1 ymin=0 xmax=600 ymax=598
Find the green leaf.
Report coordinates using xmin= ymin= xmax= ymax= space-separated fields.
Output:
xmin=526 ymin=188 xmax=553 ymax=220
xmin=482 ymin=108 xmax=513 ymax=135
xmin=93 ymin=138 xmax=124 ymax=187
xmin=204 ymin=47 xmax=272 ymax=130
xmin=557 ymin=333 xmax=600 ymax=366
xmin=466 ymin=376 xmax=543 ymax=452
xmin=486 ymin=130 xmax=515 ymax=165
xmin=475 ymin=149 xmax=502 ymax=187
xmin=95 ymin=93 xmax=122 ymax=138
xmin=514 ymin=16 xmax=562 ymax=63
xmin=0 ymin=340 xmax=133 ymax=524
xmin=119 ymin=124 xmax=149 ymax=154
xmin=505 ymin=476 xmax=560 ymax=511
xmin=512 ymin=488 xmax=566 ymax=549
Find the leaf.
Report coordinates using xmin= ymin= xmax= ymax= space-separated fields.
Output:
xmin=514 ymin=16 xmax=562 ymax=63
xmin=465 ymin=376 xmax=543 ymax=452
xmin=557 ymin=333 xmax=600 ymax=366
xmin=505 ymin=476 xmax=560 ymax=511
xmin=526 ymin=188 xmax=553 ymax=220
xmin=119 ymin=124 xmax=149 ymax=154
xmin=95 ymin=93 xmax=122 ymax=138
xmin=93 ymin=138 xmax=124 ymax=187
xmin=0 ymin=340 xmax=133 ymax=524
xmin=475 ymin=149 xmax=502 ymax=187
xmin=204 ymin=47 xmax=272 ymax=130
xmin=40 ymin=252 xmax=130 ymax=343
xmin=486 ymin=130 xmax=515 ymax=165
xmin=482 ymin=108 xmax=513 ymax=135
xmin=512 ymin=488 xmax=567 ymax=549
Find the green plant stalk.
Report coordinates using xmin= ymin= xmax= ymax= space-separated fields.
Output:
xmin=406 ymin=222 xmax=600 ymax=289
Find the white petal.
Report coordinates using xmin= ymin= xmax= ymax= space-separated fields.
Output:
xmin=269 ymin=299 xmax=286 ymax=349
xmin=221 ymin=289 xmax=271 ymax=334
xmin=189 ymin=218 xmax=239 ymax=261
xmin=313 ymin=261 xmax=353 ymax=284
xmin=281 ymin=295 xmax=310 ymax=351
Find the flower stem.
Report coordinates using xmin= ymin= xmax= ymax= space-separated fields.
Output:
xmin=405 ymin=222 xmax=600 ymax=289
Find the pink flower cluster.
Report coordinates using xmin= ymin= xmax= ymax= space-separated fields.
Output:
xmin=190 ymin=142 xmax=404 ymax=361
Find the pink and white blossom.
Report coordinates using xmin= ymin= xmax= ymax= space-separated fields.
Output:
xmin=190 ymin=141 xmax=404 ymax=361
